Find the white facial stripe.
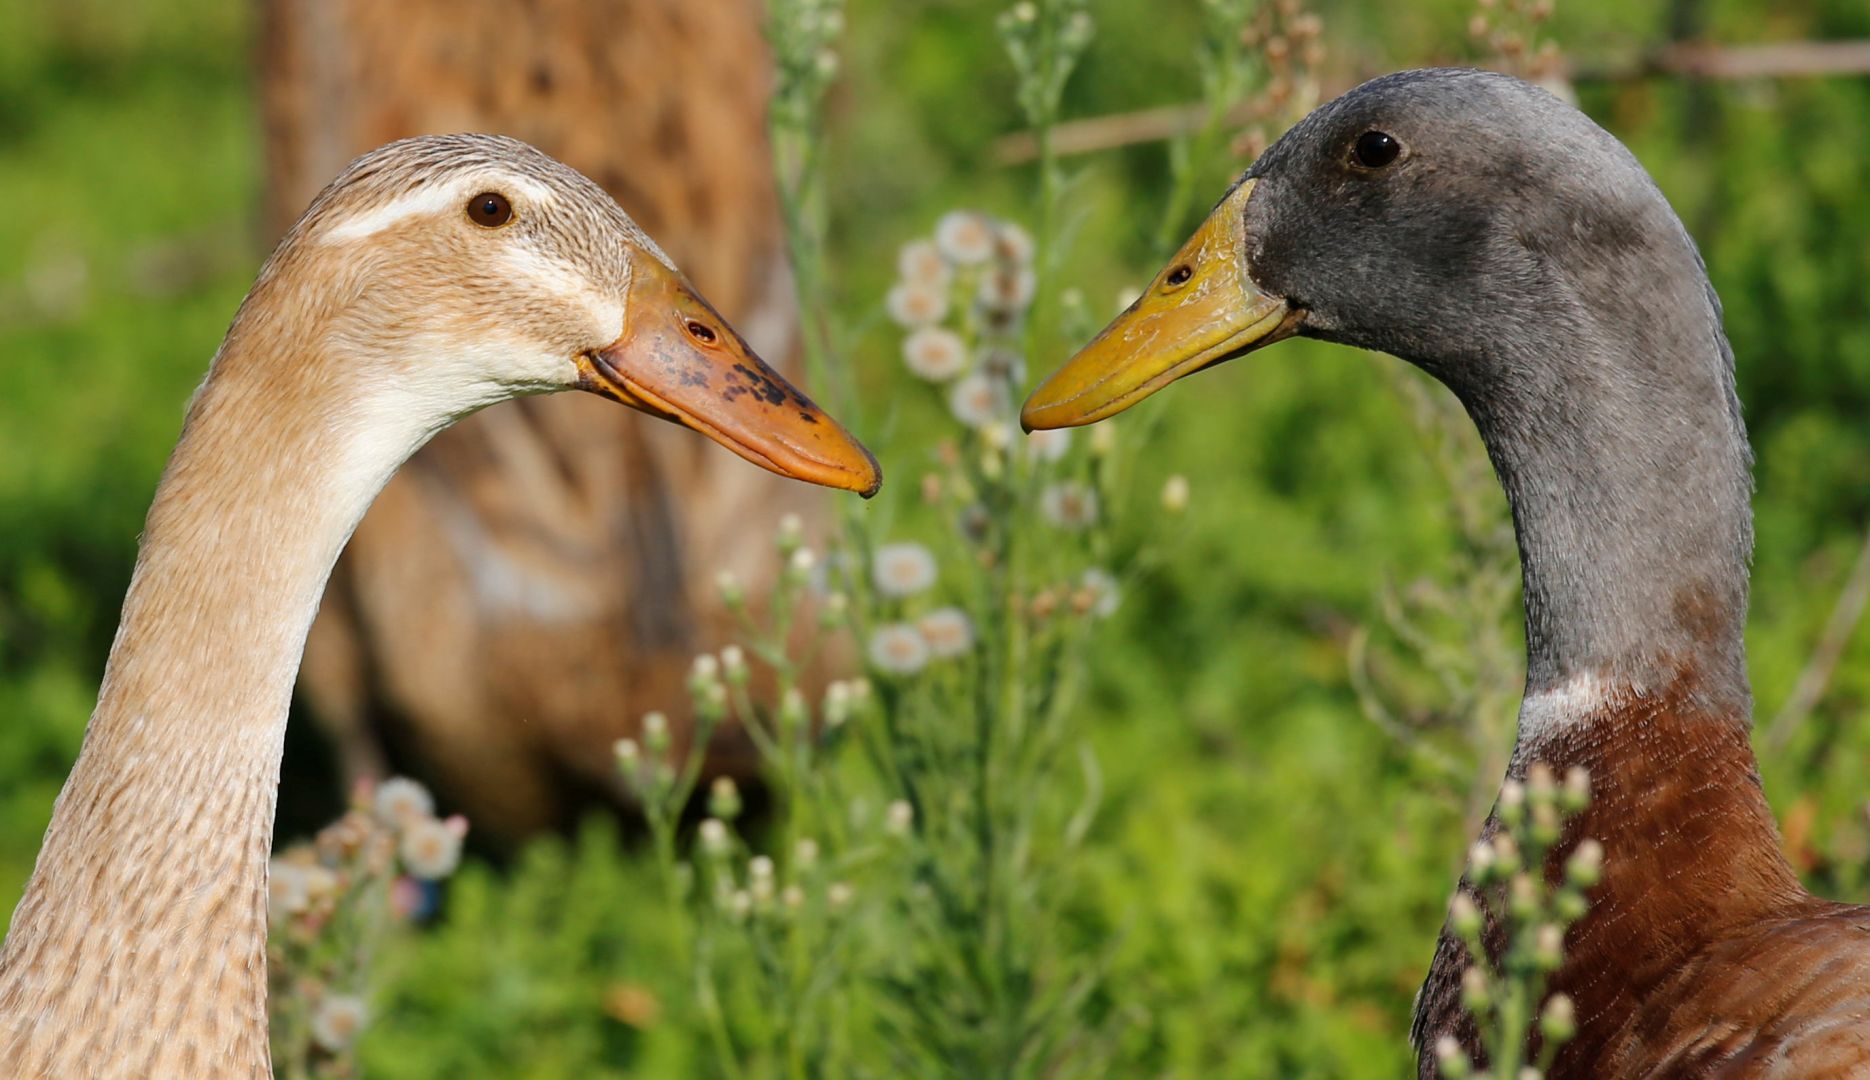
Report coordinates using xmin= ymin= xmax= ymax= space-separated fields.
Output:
xmin=1517 ymin=671 xmax=1612 ymax=744
xmin=321 ymin=175 xmax=559 ymax=243
xmin=501 ymin=244 xmax=625 ymax=343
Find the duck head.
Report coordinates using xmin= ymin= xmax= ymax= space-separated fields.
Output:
xmin=1023 ymin=68 xmax=1704 ymax=428
xmin=270 ymin=133 xmax=879 ymax=497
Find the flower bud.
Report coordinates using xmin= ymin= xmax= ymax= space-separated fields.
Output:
xmin=1460 ymin=966 xmax=1491 ymax=1012
xmin=787 ymin=547 xmax=816 ymax=585
xmin=1533 ymin=923 xmax=1564 ymax=970
xmin=1434 ymin=1035 xmax=1472 ymax=1079
xmin=827 ymin=881 xmax=854 ymax=910
xmin=642 ymin=712 xmax=671 ymax=753
xmin=821 ymin=591 xmax=850 ymax=628
xmin=1566 ymin=838 xmax=1604 ymax=888
xmin=1508 ymin=873 xmax=1538 ymax=919
xmin=795 ymin=838 xmax=819 ymax=869
xmin=698 ymin=817 xmax=731 ymax=857
xmin=1449 ymin=891 xmax=1483 ymax=939
xmin=709 ymin=777 xmax=743 ymax=821
xmin=1562 ymin=766 xmax=1591 ymax=812
xmin=823 ymin=681 xmax=852 ymax=728
xmin=1160 ymin=474 xmax=1190 ymax=514
xmin=1541 ymin=992 xmax=1577 ymax=1043
xmin=779 ymin=687 xmax=808 ymax=733
xmin=720 ymin=645 xmax=749 ymax=686
xmin=776 ymin=512 xmax=804 ymax=554
xmin=1499 ymin=779 xmax=1526 ymax=826
xmin=716 ymin=569 xmax=745 ymax=609
xmin=614 ymin=738 xmax=640 ymax=771
xmin=885 ymin=799 xmax=914 ymax=837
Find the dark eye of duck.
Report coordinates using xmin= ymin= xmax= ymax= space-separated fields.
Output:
xmin=1165 ymin=264 xmax=1193 ymax=287
xmin=466 ymin=192 xmax=513 ymax=228
xmin=1352 ymin=130 xmax=1402 ymax=169
xmin=685 ymin=320 xmax=718 ymax=344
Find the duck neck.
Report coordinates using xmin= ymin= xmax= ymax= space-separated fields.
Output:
xmin=0 ymin=314 xmax=433 ymax=1075
xmin=1456 ymin=312 xmax=1755 ymax=715
xmin=1411 ymin=276 xmax=1813 ymax=1070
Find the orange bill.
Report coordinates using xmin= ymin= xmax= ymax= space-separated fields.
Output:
xmin=578 ymin=252 xmax=880 ymax=498
xmin=1021 ymin=179 xmax=1299 ymax=431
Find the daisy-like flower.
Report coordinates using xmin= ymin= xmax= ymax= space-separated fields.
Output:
xmin=977 ymin=264 xmax=1037 ymax=315
xmin=901 ymin=325 xmax=967 ymax=381
xmin=995 ymin=221 xmax=1035 ymax=265
xmin=897 ymin=238 xmax=952 ymax=288
xmin=268 ymin=859 xmax=309 ymax=919
xmin=1080 ymin=567 xmax=1122 ymax=618
xmin=400 ymin=815 xmax=465 ymax=880
xmin=872 ymin=541 xmax=938 ymax=598
xmin=1025 ymin=428 xmax=1071 ymax=464
xmin=947 ymin=372 xmax=1009 ymax=429
xmin=884 ymin=799 xmax=915 ymax=836
xmin=887 ymin=280 xmax=949 ymax=328
xmin=310 ymin=994 xmax=369 ymax=1053
xmin=371 ymin=777 xmax=434 ymax=828
xmin=1040 ymin=481 xmax=1100 ymax=531
xmin=935 ymin=210 xmax=996 ymax=264
xmin=917 ymin=607 xmax=975 ymax=659
xmin=867 ymin=622 xmax=930 ymax=676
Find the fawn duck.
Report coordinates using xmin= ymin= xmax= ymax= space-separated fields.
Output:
xmin=0 ymin=133 xmax=877 ymax=1078
xmin=1024 ymin=69 xmax=1870 ymax=1077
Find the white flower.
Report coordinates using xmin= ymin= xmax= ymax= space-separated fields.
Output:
xmin=1080 ymin=567 xmax=1121 ymax=618
xmin=1025 ymin=428 xmax=1071 ymax=464
xmin=372 ymin=777 xmax=434 ymax=828
xmin=996 ymin=221 xmax=1035 ymax=265
xmin=1161 ymin=474 xmax=1190 ymax=513
xmin=827 ymin=881 xmax=854 ymax=909
xmin=699 ymin=818 xmax=731 ymax=856
xmin=795 ymin=838 xmax=820 ymax=868
xmin=977 ymin=265 xmax=1037 ymax=314
xmin=310 ymin=994 xmax=369 ymax=1052
xmin=1040 ymin=482 xmax=1100 ymax=530
xmin=887 ymin=281 xmax=949 ymax=328
xmin=885 ymin=799 xmax=915 ymax=836
xmin=947 ymin=372 xmax=1009 ymax=429
xmin=400 ymin=816 xmax=464 ymax=880
xmin=901 ymin=325 xmax=967 ymax=381
xmin=897 ymin=238 xmax=952 ymax=287
xmin=935 ymin=210 xmax=996 ymax=264
xmin=872 ymin=541 xmax=938 ymax=598
xmin=917 ymin=607 xmax=975 ymax=659
xmin=868 ymin=622 xmax=930 ymax=675
xmin=268 ymin=860 xmax=308 ymax=919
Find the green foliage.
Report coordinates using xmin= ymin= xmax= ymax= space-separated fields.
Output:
xmin=4 ymin=0 xmax=1870 ymax=1076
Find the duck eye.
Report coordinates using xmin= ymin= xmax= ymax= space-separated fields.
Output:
xmin=1165 ymin=265 xmax=1193 ymax=287
xmin=1353 ymin=131 xmax=1401 ymax=169
xmin=466 ymin=192 xmax=513 ymax=228
xmin=685 ymin=320 xmax=718 ymax=344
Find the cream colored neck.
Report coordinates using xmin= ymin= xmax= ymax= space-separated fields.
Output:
xmin=0 ymin=323 xmax=430 ymax=1077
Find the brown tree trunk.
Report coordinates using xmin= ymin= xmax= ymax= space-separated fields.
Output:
xmin=259 ymin=0 xmax=821 ymax=840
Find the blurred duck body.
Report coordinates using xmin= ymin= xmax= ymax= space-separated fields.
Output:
xmin=0 ymin=134 xmax=875 ymax=1078
xmin=262 ymin=0 xmax=812 ymax=838
xmin=1022 ymin=69 xmax=1870 ymax=1076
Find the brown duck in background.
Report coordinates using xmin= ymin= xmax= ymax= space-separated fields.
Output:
xmin=0 ymin=133 xmax=875 ymax=1078
xmin=1025 ymin=69 xmax=1870 ymax=1076
xmin=261 ymin=0 xmax=806 ymax=838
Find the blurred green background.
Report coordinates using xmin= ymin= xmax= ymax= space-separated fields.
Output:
xmin=4 ymin=0 xmax=1870 ymax=1074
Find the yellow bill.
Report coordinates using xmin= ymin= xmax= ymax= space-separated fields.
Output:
xmin=1021 ymin=179 xmax=1299 ymax=431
